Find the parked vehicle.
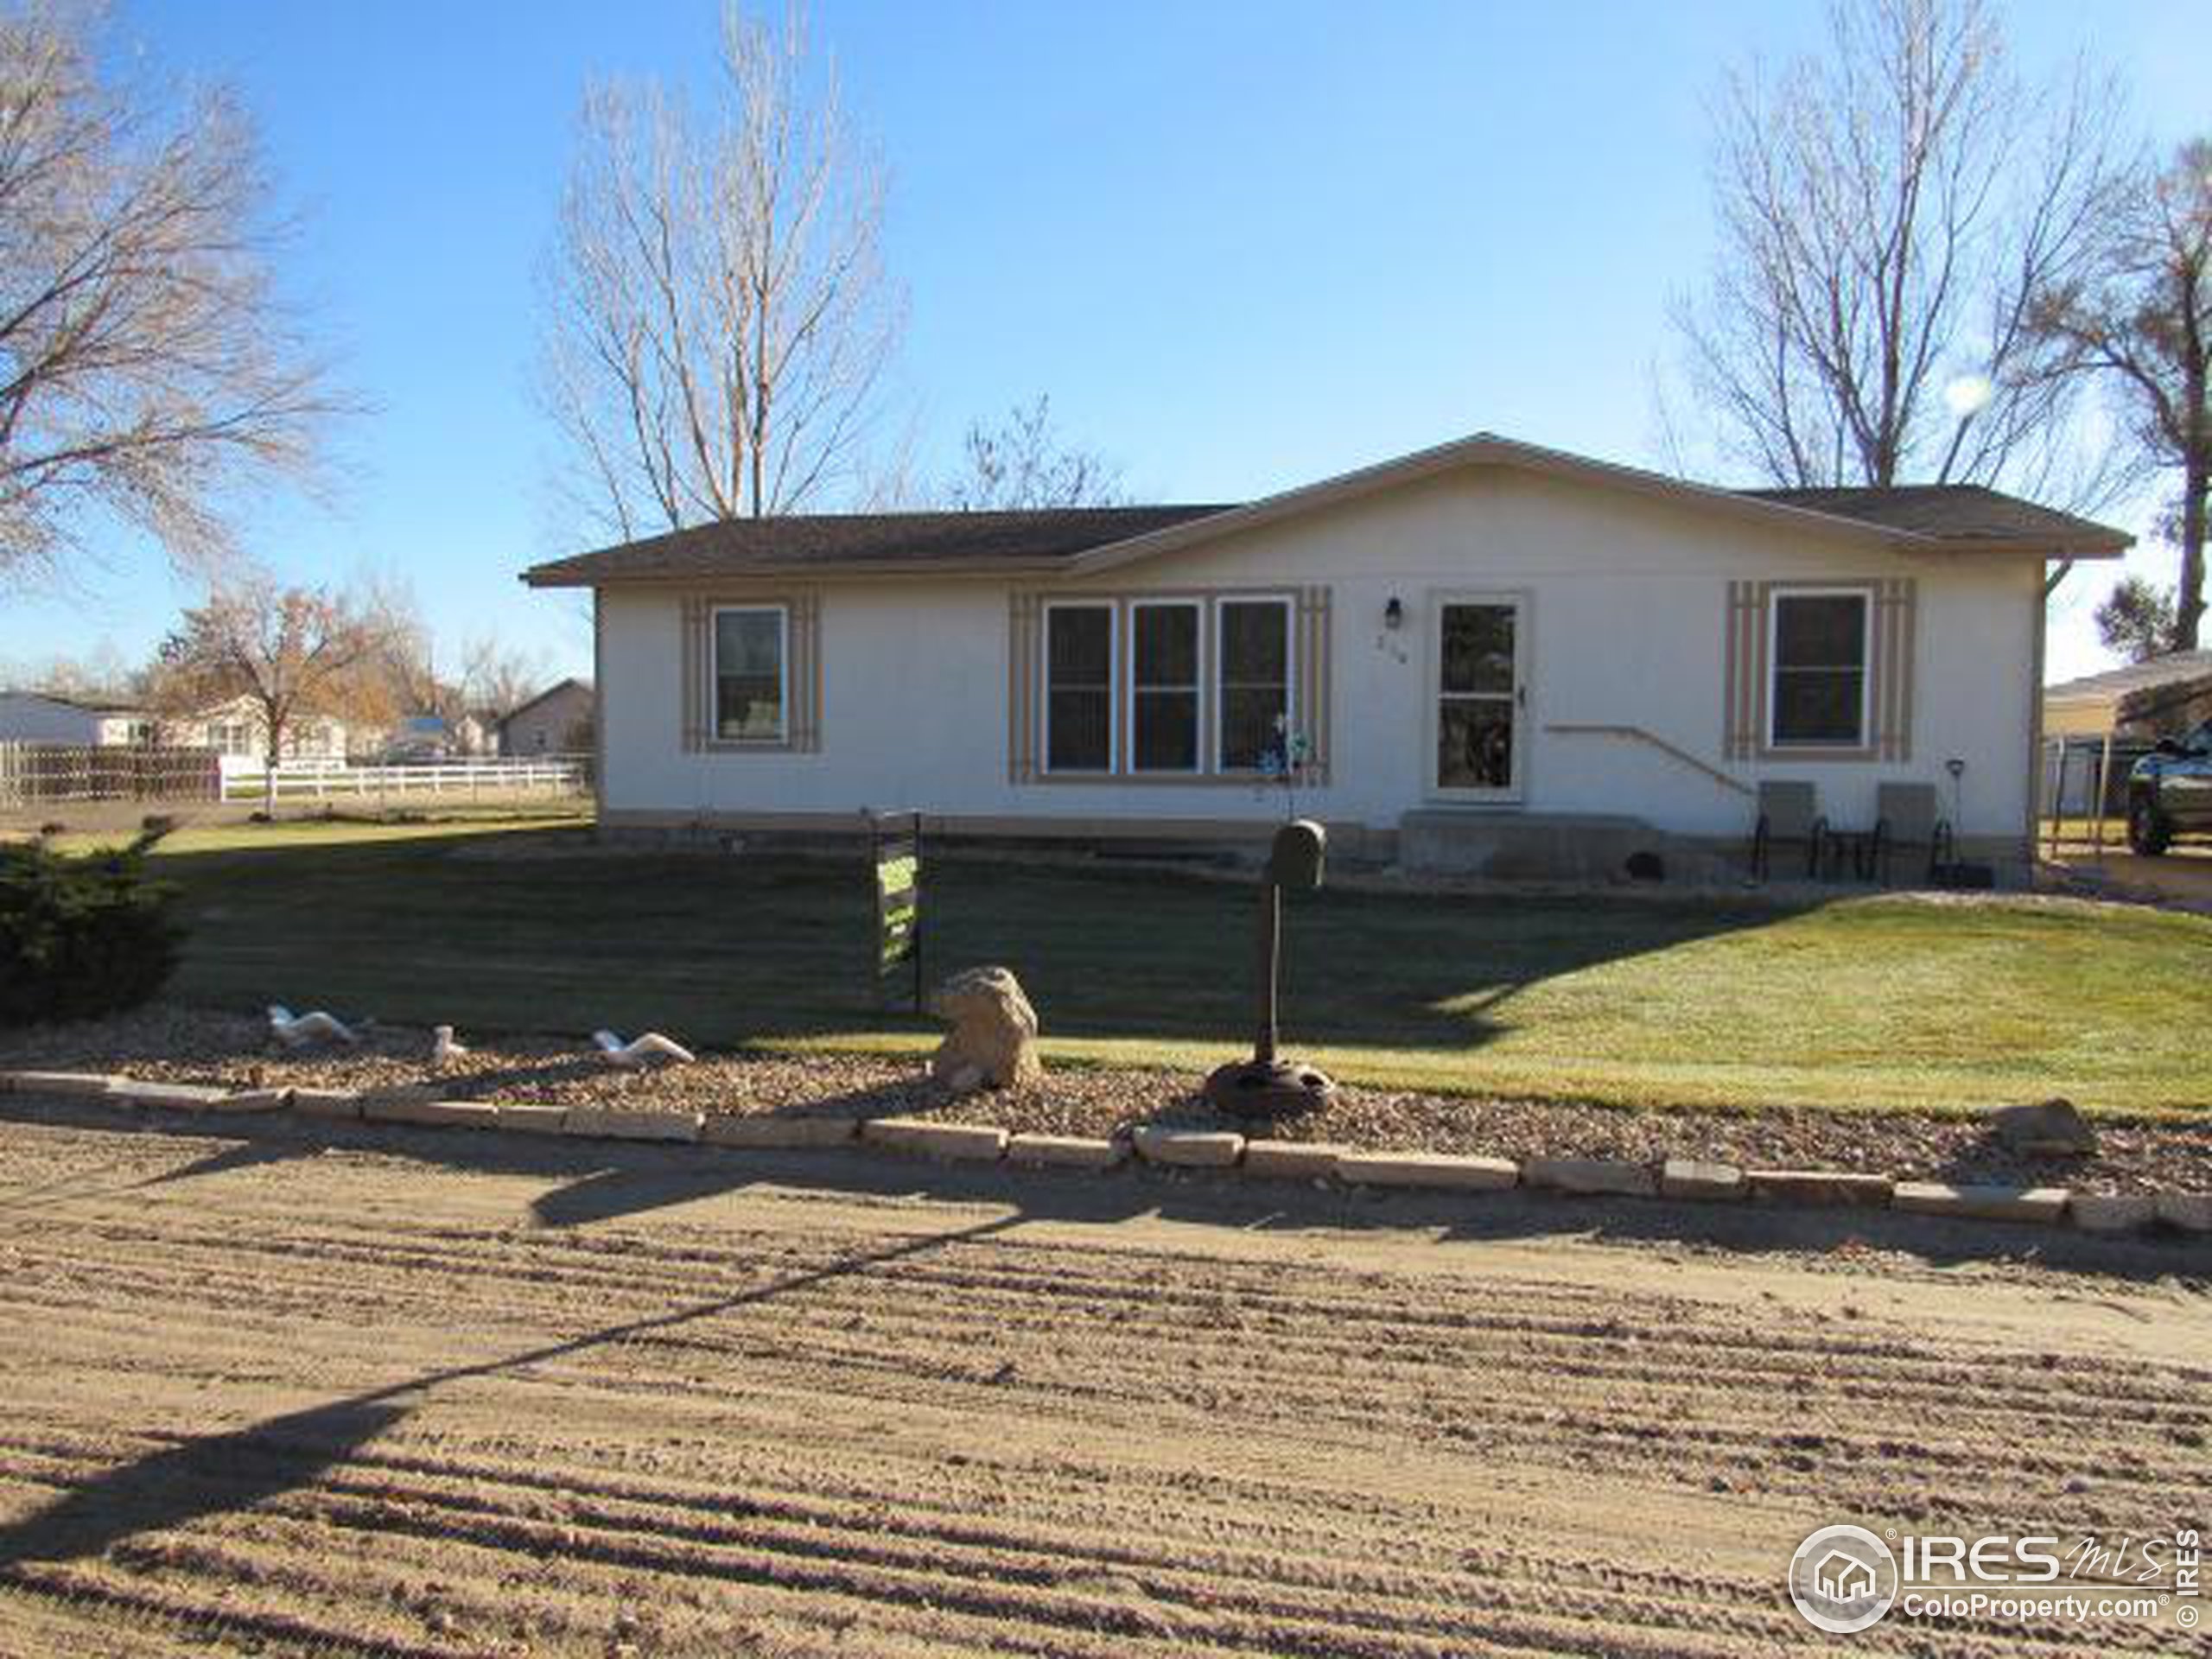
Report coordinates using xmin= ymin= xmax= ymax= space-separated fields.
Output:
xmin=2125 ymin=719 xmax=2212 ymax=854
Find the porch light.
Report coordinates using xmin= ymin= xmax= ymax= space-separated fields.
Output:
xmin=1383 ymin=596 xmax=1404 ymax=630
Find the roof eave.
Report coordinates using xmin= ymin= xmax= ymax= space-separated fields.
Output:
xmin=522 ymin=556 xmax=1082 ymax=589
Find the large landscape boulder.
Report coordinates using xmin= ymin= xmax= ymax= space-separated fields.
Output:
xmin=1986 ymin=1097 xmax=2099 ymax=1158
xmin=928 ymin=965 xmax=1040 ymax=1092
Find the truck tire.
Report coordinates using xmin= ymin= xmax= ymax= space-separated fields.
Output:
xmin=2127 ymin=796 xmax=2172 ymax=856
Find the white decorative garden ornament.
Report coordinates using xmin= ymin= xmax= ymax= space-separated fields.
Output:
xmin=268 ymin=1005 xmax=359 ymax=1049
xmin=592 ymin=1029 xmax=696 ymax=1068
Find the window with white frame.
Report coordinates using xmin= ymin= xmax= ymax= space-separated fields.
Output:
xmin=1129 ymin=601 xmax=1200 ymax=772
xmin=1217 ymin=597 xmax=1293 ymax=771
xmin=713 ymin=606 xmax=788 ymax=742
xmin=1044 ymin=602 xmax=1115 ymax=772
xmin=1769 ymin=588 xmax=1871 ymax=747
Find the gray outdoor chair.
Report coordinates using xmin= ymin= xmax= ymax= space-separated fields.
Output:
xmin=1751 ymin=780 xmax=1826 ymax=881
xmin=1872 ymin=781 xmax=1955 ymax=887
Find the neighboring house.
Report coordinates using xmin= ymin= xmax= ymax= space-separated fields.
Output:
xmin=0 ymin=690 xmax=158 ymax=747
xmin=522 ymin=432 xmax=2130 ymax=875
xmin=179 ymin=695 xmax=349 ymax=765
xmin=0 ymin=689 xmax=346 ymax=774
xmin=2044 ymin=651 xmax=2212 ymax=741
xmin=496 ymin=678 xmax=594 ymax=756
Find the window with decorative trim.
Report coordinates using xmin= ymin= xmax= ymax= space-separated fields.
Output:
xmin=1043 ymin=601 xmax=1115 ymax=772
xmin=679 ymin=593 xmax=822 ymax=753
xmin=1767 ymin=588 xmax=1869 ymax=747
xmin=1007 ymin=588 xmax=1331 ymax=785
xmin=1217 ymin=597 xmax=1294 ymax=772
xmin=1723 ymin=578 xmax=1915 ymax=762
xmin=714 ymin=606 xmax=788 ymax=742
xmin=1129 ymin=600 xmax=1200 ymax=772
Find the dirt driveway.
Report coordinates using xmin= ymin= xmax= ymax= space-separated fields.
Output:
xmin=0 ymin=1106 xmax=2204 ymax=1656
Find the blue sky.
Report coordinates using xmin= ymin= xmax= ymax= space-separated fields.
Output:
xmin=2 ymin=0 xmax=2200 ymax=690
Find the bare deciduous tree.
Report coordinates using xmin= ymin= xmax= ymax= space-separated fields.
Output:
xmin=0 ymin=3 xmax=340 ymax=584
xmin=1670 ymin=0 xmax=2121 ymax=502
xmin=2031 ymin=139 xmax=2211 ymax=651
xmin=945 ymin=396 xmax=1124 ymax=511
xmin=149 ymin=575 xmax=397 ymax=813
xmin=460 ymin=639 xmax=543 ymax=722
xmin=539 ymin=3 xmax=899 ymax=539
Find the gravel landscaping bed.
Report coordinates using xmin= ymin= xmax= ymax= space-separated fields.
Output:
xmin=4 ymin=1002 xmax=2208 ymax=1193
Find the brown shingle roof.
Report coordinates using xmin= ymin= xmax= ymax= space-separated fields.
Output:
xmin=520 ymin=452 xmax=2129 ymax=588
xmin=522 ymin=505 xmax=1233 ymax=588
xmin=1742 ymin=484 xmax=2129 ymax=550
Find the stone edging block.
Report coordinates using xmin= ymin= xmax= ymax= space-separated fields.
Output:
xmin=702 ymin=1115 xmax=859 ymax=1149
xmin=2069 ymin=1193 xmax=2157 ymax=1234
xmin=2157 ymin=1193 xmax=2211 ymax=1233
xmin=289 ymin=1088 xmax=362 ymax=1122
xmin=363 ymin=1098 xmax=502 ymax=1129
xmin=1336 ymin=1152 xmax=1518 ymax=1192
xmin=1132 ymin=1128 xmax=1244 ymax=1168
xmin=1659 ymin=1159 xmax=1746 ymax=1201
xmin=860 ymin=1117 xmax=1007 ymax=1161
xmin=1242 ymin=1141 xmax=1346 ymax=1181
xmin=106 ymin=1078 xmax=234 ymax=1110
xmin=1007 ymin=1132 xmax=1126 ymax=1170
xmin=564 ymin=1105 xmax=702 ymax=1142
xmin=3 ymin=1070 xmax=118 ymax=1097
xmin=1525 ymin=1156 xmax=1656 ymax=1198
xmin=496 ymin=1105 xmax=569 ymax=1135
xmin=1891 ymin=1182 xmax=2069 ymax=1224
xmin=1746 ymin=1169 xmax=1894 ymax=1207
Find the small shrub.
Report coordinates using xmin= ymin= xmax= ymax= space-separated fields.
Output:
xmin=0 ymin=831 xmax=184 ymax=1024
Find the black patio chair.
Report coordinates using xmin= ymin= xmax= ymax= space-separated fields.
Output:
xmin=1872 ymin=781 xmax=1955 ymax=887
xmin=1751 ymin=780 xmax=1826 ymax=881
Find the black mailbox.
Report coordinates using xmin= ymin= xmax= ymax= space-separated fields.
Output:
xmin=1268 ymin=820 xmax=1326 ymax=890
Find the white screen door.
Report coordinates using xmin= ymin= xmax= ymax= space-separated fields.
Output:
xmin=1433 ymin=597 xmax=1524 ymax=798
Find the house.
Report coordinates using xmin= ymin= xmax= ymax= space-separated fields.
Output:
xmin=522 ymin=432 xmax=2130 ymax=878
xmin=1812 ymin=1550 xmax=1877 ymax=1604
xmin=184 ymin=695 xmax=349 ymax=766
xmin=496 ymin=677 xmax=594 ymax=756
xmin=0 ymin=690 xmax=158 ymax=747
xmin=2044 ymin=650 xmax=2212 ymax=740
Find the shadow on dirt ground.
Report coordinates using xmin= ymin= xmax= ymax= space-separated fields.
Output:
xmin=0 ymin=1181 xmax=1015 ymax=1572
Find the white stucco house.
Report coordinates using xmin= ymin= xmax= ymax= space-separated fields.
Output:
xmin=0 ymin=689 xmax=348 ymax=764
xmin=524 ymin=433 xmax=2129 ymax=877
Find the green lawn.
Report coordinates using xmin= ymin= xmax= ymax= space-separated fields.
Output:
xmin=92 ymin=816 xmax=2212 ymax=1117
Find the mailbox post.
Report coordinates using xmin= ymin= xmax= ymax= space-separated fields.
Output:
xmin=1203 ymin=819 xmax=1339 ymax=1117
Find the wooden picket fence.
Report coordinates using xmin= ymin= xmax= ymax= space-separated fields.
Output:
xmin=0 ymin=743 xmax=222 ymax=807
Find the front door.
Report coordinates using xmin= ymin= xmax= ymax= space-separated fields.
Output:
xmin=1433 ymin=596 xmax=1525 ymax=800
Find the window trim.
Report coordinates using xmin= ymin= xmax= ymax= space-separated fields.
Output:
xmin=709 ymin=602 xmax=791 ymax=746
xmin=1764 ymin=585 xmax=1872 ymax=752
xmin=1040 ymin=598 xmax=1118 ymax=776
xmin=1127 ymin=598 xmax=1204 ymax=775
xmin=1214 ymin=593 xmax=1297 ymax=775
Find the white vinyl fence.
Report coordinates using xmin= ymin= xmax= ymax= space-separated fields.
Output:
xmin=219 ymin=756 xmax=588 ymax=804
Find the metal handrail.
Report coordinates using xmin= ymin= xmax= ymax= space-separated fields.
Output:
xmin=1542 ymin=723 xmax=1756 ymax=798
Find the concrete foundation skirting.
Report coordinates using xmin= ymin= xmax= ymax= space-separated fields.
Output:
xmin=1 ymin=1068 xmax=2196 ymax=1237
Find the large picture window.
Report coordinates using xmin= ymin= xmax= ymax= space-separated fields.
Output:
xmin=1217 ymin=598 xmax=1292 ymax=771
xmin=1045 ymin=603 xmax=1115 ymax=772
xmin=714 ymin=606 xmax=788 ymax=742
xmin=1130 ymin=601 xmax=1199 ymax=772
xmin=1769 ymin=590 xmax=1869 ymax=747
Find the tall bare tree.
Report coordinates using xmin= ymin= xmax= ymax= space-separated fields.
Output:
xmin=2031 ymin=139 xmax=2211 ymax=651
xmin=945 ymin=396 xmax=1124 ymax=511
xmin=459 ymin=638 xmax=543 ymax=722
xmin=0 ymin=3 xmax=339 ymax=584
xmin=539 ymin=4 xmax=899 ymax=539
xmin=149 ymin=575 xmax=397 ymax=813
xmin=1670 ymin=0 xmax=2121 ymax=500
